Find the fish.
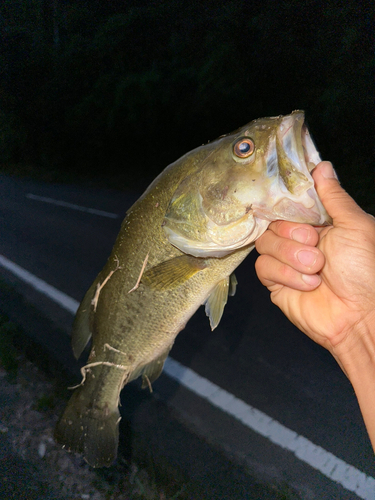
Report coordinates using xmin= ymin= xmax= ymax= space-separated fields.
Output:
xmin=54 ymin=110 xmax=331 ymax=467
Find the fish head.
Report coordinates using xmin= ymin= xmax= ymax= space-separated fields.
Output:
xmin=163 ymin=110 xmax=332 ymax=257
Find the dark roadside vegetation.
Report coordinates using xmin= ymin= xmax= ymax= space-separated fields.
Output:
xmin=0 ymin=281 xmax=302 ymax=500
xmin=0 ymin=0 xmax=374 ymax=212
xmin=0 ymin=310 xmax=191 ymax=500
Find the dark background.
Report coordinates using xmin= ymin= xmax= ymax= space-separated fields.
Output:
xmin=0 ymin=0 xmax=374 ymax=211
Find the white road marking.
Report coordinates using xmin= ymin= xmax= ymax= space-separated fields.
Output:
xmin=0 ymin=253 xmax=373 ymax=500
xmin=26 ymin=193 xmax=119 ymax=219
xmin=0 ymin=255 xmax=79 ymax=315
xmin=164 ymin=358 xmax=375 ymax=500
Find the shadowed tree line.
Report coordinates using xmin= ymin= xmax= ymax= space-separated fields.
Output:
xmin=0 ymin=0 xmax=374 ymax=209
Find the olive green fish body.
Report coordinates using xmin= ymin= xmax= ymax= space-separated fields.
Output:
xmin=55 ymin=111 xmax=331 ymax=467
xmin=55 ymin=143 xmax=252 ymax=467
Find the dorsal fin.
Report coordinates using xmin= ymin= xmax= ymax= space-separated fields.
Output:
xmin=71 ymin=282 xmax=96 ymax=359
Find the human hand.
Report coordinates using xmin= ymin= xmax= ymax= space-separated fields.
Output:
xmin=255 ymin=160 xmax=375 ymax=449
xmin=255 ymin=161 xmax=375 ymax=361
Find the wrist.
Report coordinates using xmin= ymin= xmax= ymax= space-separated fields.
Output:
xmin=331 ymin=314 xmax=375 ymax=378
xmin=331 ymin=315 xmax=375 ymax=450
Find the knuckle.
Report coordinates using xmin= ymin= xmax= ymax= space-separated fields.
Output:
xmin=279 ymin=262 xmax=292 ymax=279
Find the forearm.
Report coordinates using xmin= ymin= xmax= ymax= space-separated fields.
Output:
xmin=333 ymin=320 xmax=375 ymax=452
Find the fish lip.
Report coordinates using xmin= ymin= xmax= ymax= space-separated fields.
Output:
xmin=254 ymin=199 xmax=331 ymax=226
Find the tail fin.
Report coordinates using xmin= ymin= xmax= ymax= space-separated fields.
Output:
xmin=54 ymin=386 xmax=120 ymax=468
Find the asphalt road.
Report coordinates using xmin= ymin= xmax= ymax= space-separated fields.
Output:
xmin=0 ymin=173 xmax=374 ymax=499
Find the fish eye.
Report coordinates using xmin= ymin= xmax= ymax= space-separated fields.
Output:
xmin=233 ymin=138 xmax=255 ymax=158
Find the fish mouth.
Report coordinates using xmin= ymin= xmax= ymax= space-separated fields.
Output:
xmin=261 ymin=111 xmax=332 ymax=226
xmin=284 ymin=110 xmax=321 ymax=173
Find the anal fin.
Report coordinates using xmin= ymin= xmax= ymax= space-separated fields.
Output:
xmin=229 ymin=272 xmax=238 ymax=297
xmin=127 ymin=344 xmax=173 ymax=390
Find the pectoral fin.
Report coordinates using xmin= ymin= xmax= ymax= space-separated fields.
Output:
xmin=205 ymin=275 xmax=232 ymax=330
xmin=142 ymin=255 xmax=206 ymax=291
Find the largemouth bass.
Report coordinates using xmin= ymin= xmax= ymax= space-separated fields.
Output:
xmin=55 ymin=111 xmax=331 ymax=467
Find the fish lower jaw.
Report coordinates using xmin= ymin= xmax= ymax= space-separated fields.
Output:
xmin=254 ymin=198 xmax=329 ymax=225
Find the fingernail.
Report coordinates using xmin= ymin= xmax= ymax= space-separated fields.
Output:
xmin=291 ymin=228 xmax=309 ymax=244
xmin=302 ymin=274 xmax=321 ymax=286
xmin=297 ymin=250 xmax=317 ymax=267
xmin=321 ymin=162 xmax=338 ymax=180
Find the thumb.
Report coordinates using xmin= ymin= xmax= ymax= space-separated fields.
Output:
xmin=312 ymin=161 xmax=365 ymax=227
